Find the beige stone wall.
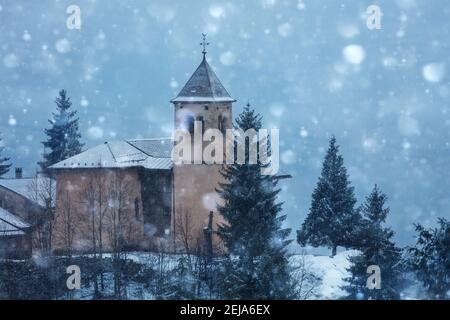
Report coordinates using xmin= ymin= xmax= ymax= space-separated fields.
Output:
xmin=172 ymin=102 xmax=232 ymax=253
xmin=52 ymin=168 xmax=146 ymax=254
xmin=174 ymin=102 xmax=232 ymax=133
xmin=173 ymin=163 xmax=227 ymax=252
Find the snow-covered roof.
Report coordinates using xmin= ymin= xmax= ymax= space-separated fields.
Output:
xmin=171 ymin=56 xmax=235 ymax=103
xmin=49 ymin=138 xmax=173 ymax=170
xmin=0 ymin=207 xmax=30 ymax=236
xmin=127 ymin=139 xmax=173 ymax=158
xmin=0 ymin=178 xmax=34 ymax=201
xmin=0 ymin=176 xmax=51 ymax=206
xmin=0 ymin=220 xmax=25 ymax=236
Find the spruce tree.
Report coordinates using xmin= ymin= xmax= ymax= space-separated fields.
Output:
xmin=297 ymin=136 xmax=360 ymax=256
xmin=217 ymin=105 xmax=294 ymax=299
xmin=40 ymin=90 xmax=84 ymax=170
xmin=344 ymin=185 xmax=405 ymax=300
xmin=409 ymin=218 xmax=450 ymax=299
xmin=0 ymin=134 xmax=12 ymax=178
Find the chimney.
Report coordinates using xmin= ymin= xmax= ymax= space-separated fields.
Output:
xmin=15 ymin=167 xmax=23 ymax=179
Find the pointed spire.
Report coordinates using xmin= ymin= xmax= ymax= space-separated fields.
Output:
xmin=171 ymin=34 xmax=235 ymax=103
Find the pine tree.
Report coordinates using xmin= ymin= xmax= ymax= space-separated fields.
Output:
xmin=409 ymin=218 xmax=450 ymax=299
xmin=344 ymin=185 xmax=405 ymax=300
xmin=39 ymin=90 xmax=84 ymax=171
xmin=0 ymin=134 xmax=12 ymax=178
xmin=217 ymin=105 xmax=294 ymax=299
xmin=297 ymin=136 xmax=360 ymax=256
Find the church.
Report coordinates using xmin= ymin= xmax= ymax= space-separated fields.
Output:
xmin=48 ymin=41 xmax=234 ymax=254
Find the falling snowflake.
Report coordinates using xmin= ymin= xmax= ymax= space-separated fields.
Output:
xmin=22 ymin=30 xmax=32 ymax=41
xmin=300 ymin=127 xmax=309 ymax=138
xmin=8 ymin=115 xmax=17 ymax=126
xmin=3 ymin=54 xmax=20 ymax=68
xmin=277 ymin=23 xmax=292 ymax=38
xmin=220 ymin=51 xmax=236 ymax=66
xmin=80 ymin=96 xmax=89 ymax=107
xmin=55 ymin=38 xmax=71 ymax=54
xmin=422 ymin=63 xmax=445 ymax=83
xmin=87 ymin=126 xmax=104 ymax=140
xmin=209 ymin=5 xmax=225 ymax=19
xmin=343 ymin=45 xmax=365 ymax=65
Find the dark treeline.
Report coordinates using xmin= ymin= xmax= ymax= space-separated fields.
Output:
xmin=297 ymin=135 xmax=449 ymax=300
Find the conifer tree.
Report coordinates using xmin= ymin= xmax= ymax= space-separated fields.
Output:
xmin=39 ymin=90 xmax=84 ymax=171
xmin=409 ymin=218 xmax=450 ymax=299
xmin=217 ymin=105 xmax=294 ymax=299
xmin=297 ymin=136 xmax=360 ymax=256
xmin=0 ymin=134 xmax=12 ymax=178
xmin=344 ymin=185 xmax=405 ymax=300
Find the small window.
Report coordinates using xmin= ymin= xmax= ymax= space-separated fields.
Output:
xmin=204 ymin=105 xmax=209 ymax=110
xmin=134 ymin=198 xmax=140 ymax=220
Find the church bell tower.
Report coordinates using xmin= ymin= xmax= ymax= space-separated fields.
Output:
xmin=170 ymin=34 xmax=235 ymax=251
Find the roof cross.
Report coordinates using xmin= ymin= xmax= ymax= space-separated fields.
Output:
xmin=200 ymin=33 xmax=210 ymax=57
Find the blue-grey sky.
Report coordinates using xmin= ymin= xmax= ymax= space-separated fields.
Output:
xmin=1 ymin=0 xmax=449 ymax=247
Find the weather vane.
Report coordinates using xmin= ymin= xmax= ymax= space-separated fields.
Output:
xmin=200 ymin=33 xmax=210 ymax=57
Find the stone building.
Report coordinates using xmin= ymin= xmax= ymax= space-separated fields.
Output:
xmin=49 ymin=139 xmax=173 ymax=254
xmin=49 ymin=49 xmax=234 ymax=254
xmin=0 ymin=170 xmax=47 ymax=259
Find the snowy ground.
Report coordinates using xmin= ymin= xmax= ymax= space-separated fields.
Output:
xmin=60 ymin=250 xmax=357 ymax=300
xmin=290 ymin=250 xmax=357 ymax=299
xmin=66 ymin=272 xmax=155 ymax=300
xmin=122 ymin=249 xmax=356 ymax=299
xmin=6 ymin=249 xmax=427 ymax=300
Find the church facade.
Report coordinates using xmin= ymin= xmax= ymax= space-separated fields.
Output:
xmin=49 ymin=51 xmax=234 ymax=254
